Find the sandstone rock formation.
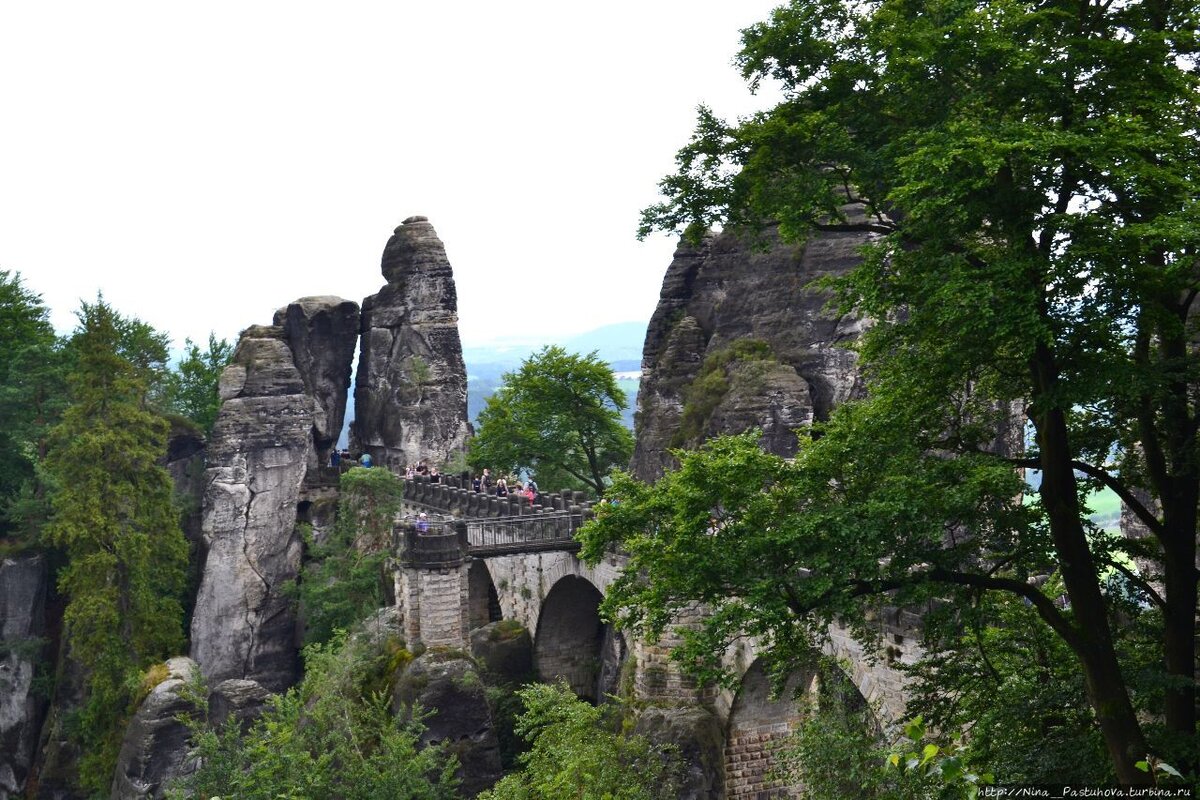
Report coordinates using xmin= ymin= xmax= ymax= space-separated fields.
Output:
xmin=631 ymin=210 xmax=874 ymax=481
xmin=393 ymin=652 xmax=502 ymax=797
xmin=469 ymin=621 xmax=533 ymax=685
xmin=353 ymin=217 xmax=470 ymax=470
xmin=164 ymin=421 xmax=207 ymax=549
xmin=633 ymin=706 xmax=725 ymax=800
xmin=0 ymin=554 xmax=48 ymax=800
xmin=109 ymin=658 xmax=199 ymax=800
xmin=206 ymin=678 xmax=272 ymax=732
xmin=189 ymin=324 xmax=313 ymax=692
xmin=273 ymin=297 xmax=360 ymax=468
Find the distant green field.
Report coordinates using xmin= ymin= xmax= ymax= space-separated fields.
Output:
xmin=1085 ymin=486 xmax=1122 ymax=532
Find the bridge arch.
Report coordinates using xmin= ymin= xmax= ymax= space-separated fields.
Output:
xmin=720 ymin=654 xmax=877 ymax=799
xmin=532 ymin=575 xmax=625 ymax=702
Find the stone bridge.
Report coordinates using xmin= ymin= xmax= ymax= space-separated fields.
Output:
xmin=390 ymin=476 xmax=923 ymax=799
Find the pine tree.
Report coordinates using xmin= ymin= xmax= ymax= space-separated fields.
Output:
xmin=44 ymin=298 xmax=189 ymax=794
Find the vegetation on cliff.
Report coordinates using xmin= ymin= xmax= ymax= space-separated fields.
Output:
xmin=298 ymin=466 xmax=403 ymax=646
xmin=174 ymin=630 xmax=458 ymax=800
xmin=43 ymin=298 xmax=190 ymax=794
xmin=480 ymin=682 xmax=682 ymax=800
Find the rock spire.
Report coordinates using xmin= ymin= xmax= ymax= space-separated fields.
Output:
xmin=352 ymin=216 xmax=470 ymax=470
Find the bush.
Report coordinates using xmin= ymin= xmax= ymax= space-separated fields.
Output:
xmin=171 ymin=632 xmax=457 ymax=800
xmin=479 ymin=682 xmax=682 ymax=800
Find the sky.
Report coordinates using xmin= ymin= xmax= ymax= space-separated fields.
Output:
xmin=1 ymin=2 xmax=785 ymax=351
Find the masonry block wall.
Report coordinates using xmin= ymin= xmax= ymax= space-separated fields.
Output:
xmin=723 ymin=663 xmax=815 ymax=799
xmin=397 ymin=565 xmax=470 ymax=649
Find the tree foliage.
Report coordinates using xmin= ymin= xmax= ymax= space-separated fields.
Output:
xmin=43 ymin=298 xmax=188 ymax=794
xmin=174 ymin=631 xmax=458 ymax=800
xmin=163 ymin=332 xmax=233 ymax=434
xmin=479 ymin=682 xmax=681 ymax=800
xmin=0 ymin=270 xmax=68 ymax=547
xmin=469 ymin=346 xmax=633 ymax=496
xmin=612 ymin=0 xmax=1199 ymax=783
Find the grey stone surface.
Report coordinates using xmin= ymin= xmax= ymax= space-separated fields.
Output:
xmin=634 ymin=706 xmax=726 ymax=800
xmin=393 ymin=653 xmax=502 ymax=797
xmin=353 ymin=217 xmax=471 ymax=471
xmin=109 ymin=658 xmax=199 ymax=800
xmin=630 ymin=211 xmax=873 ymax=481
xmin=469 ymin=621 xmax=533 ymax=685
xmin=0 ymin=554 xmax=48 ymax=800
xmin=206 ymin=678 xmax=271 ymax=732
xmin=190 ymin=325 xmax=312 ymax=693
xmin=273 ymin=296 xmax=360 ymax=468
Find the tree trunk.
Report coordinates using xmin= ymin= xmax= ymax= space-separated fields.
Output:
xmin=1032 ymin=345 xmax=1151 ymax=784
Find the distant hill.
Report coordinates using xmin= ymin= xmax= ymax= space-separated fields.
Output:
xmin=462 ymin=321 xmax=647 ymax=369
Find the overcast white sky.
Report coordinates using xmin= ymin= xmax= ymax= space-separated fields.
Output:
xmin=1 ymin=2 xmax=783 ymax=350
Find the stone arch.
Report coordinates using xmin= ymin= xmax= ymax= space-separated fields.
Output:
xmin=532 ymin=575 xmax=619 ymax=701
xmin=467 ymin=559 xmax=502 ymax=631
xmin=722 ymin=658 xmax=816 ymax=799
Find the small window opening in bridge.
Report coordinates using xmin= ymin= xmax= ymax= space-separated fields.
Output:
xmin=468 ymin=560 xmax=503 ymax=630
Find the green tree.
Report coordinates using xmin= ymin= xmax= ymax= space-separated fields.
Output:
xmin=163 ymin=332 xmax=233 ymax=434
xmin=0 ymin=270 xmax=68 ymax=546
xmin=298 ymin=467 xmax=403 ymax=646
xmin=611 ymin=0 xmax=1199 ymax=783
xmin=479 ymin=682 xmax=681 ymax=800
xmin=174 ymin=631 xmax=457 ymax=800
xmin=469 ymin=346 xmax=634 ymax=496
xmin=43 ymin=298 xmax=188 ymax=794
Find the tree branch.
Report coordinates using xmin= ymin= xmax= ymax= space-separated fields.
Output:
xmin=990 ymin=453 xmax=1164 ymax=539
xmin=1102 ymin=558 xmax=1166 ymax=610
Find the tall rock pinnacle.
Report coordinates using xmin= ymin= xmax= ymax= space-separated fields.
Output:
xmin=352 ymin=216 xmax=471 ymax=469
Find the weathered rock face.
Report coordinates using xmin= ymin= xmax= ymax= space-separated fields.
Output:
xmin=630 ymin=211 xmax=874 ymax=481
xmin=30 ymin=653 xmax=87 ymax=800
xmin=469 ymin=621 xmax=533 ymax=685
xmin=206 ymin=678 xmax=271 ymax=732
xmin=109 ymin=657 xmax=199 ymax=800
xmin=393 ymin=653 xmax=502 ymax=797
xmin=164 ymin=422 xmax=207 ymax=548
xmin=353 ymin=216 xmax=471 ymax=471
xmin=273 ymin=297 xmax=361 ymax=468
xmin=189 ymin=325 xmax=313 ymax=693
xmin=0 ymin=554 xmax=48 ymax=800
xmin=633 ymin=706 xmax=725 ymax=800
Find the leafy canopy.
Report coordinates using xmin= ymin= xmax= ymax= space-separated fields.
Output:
xmin=162 ymin=332 xmax=233 ymax=434
xmin=606 ymin=0 xmax=1199 ymax=783
xmin=479 ymin=681 xmax=681 ymax=800
xmin=0 ymin=270 xmax=67 ymax=546
xmin=469 ymin=346 xmax=633 ymax=496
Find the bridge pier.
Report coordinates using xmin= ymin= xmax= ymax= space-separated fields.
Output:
xmin=395 ymin=523 xmax=472 ymax=650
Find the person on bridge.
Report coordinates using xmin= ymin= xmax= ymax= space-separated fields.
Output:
xmin=416 ymin=512 xmax=429 ymax=533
